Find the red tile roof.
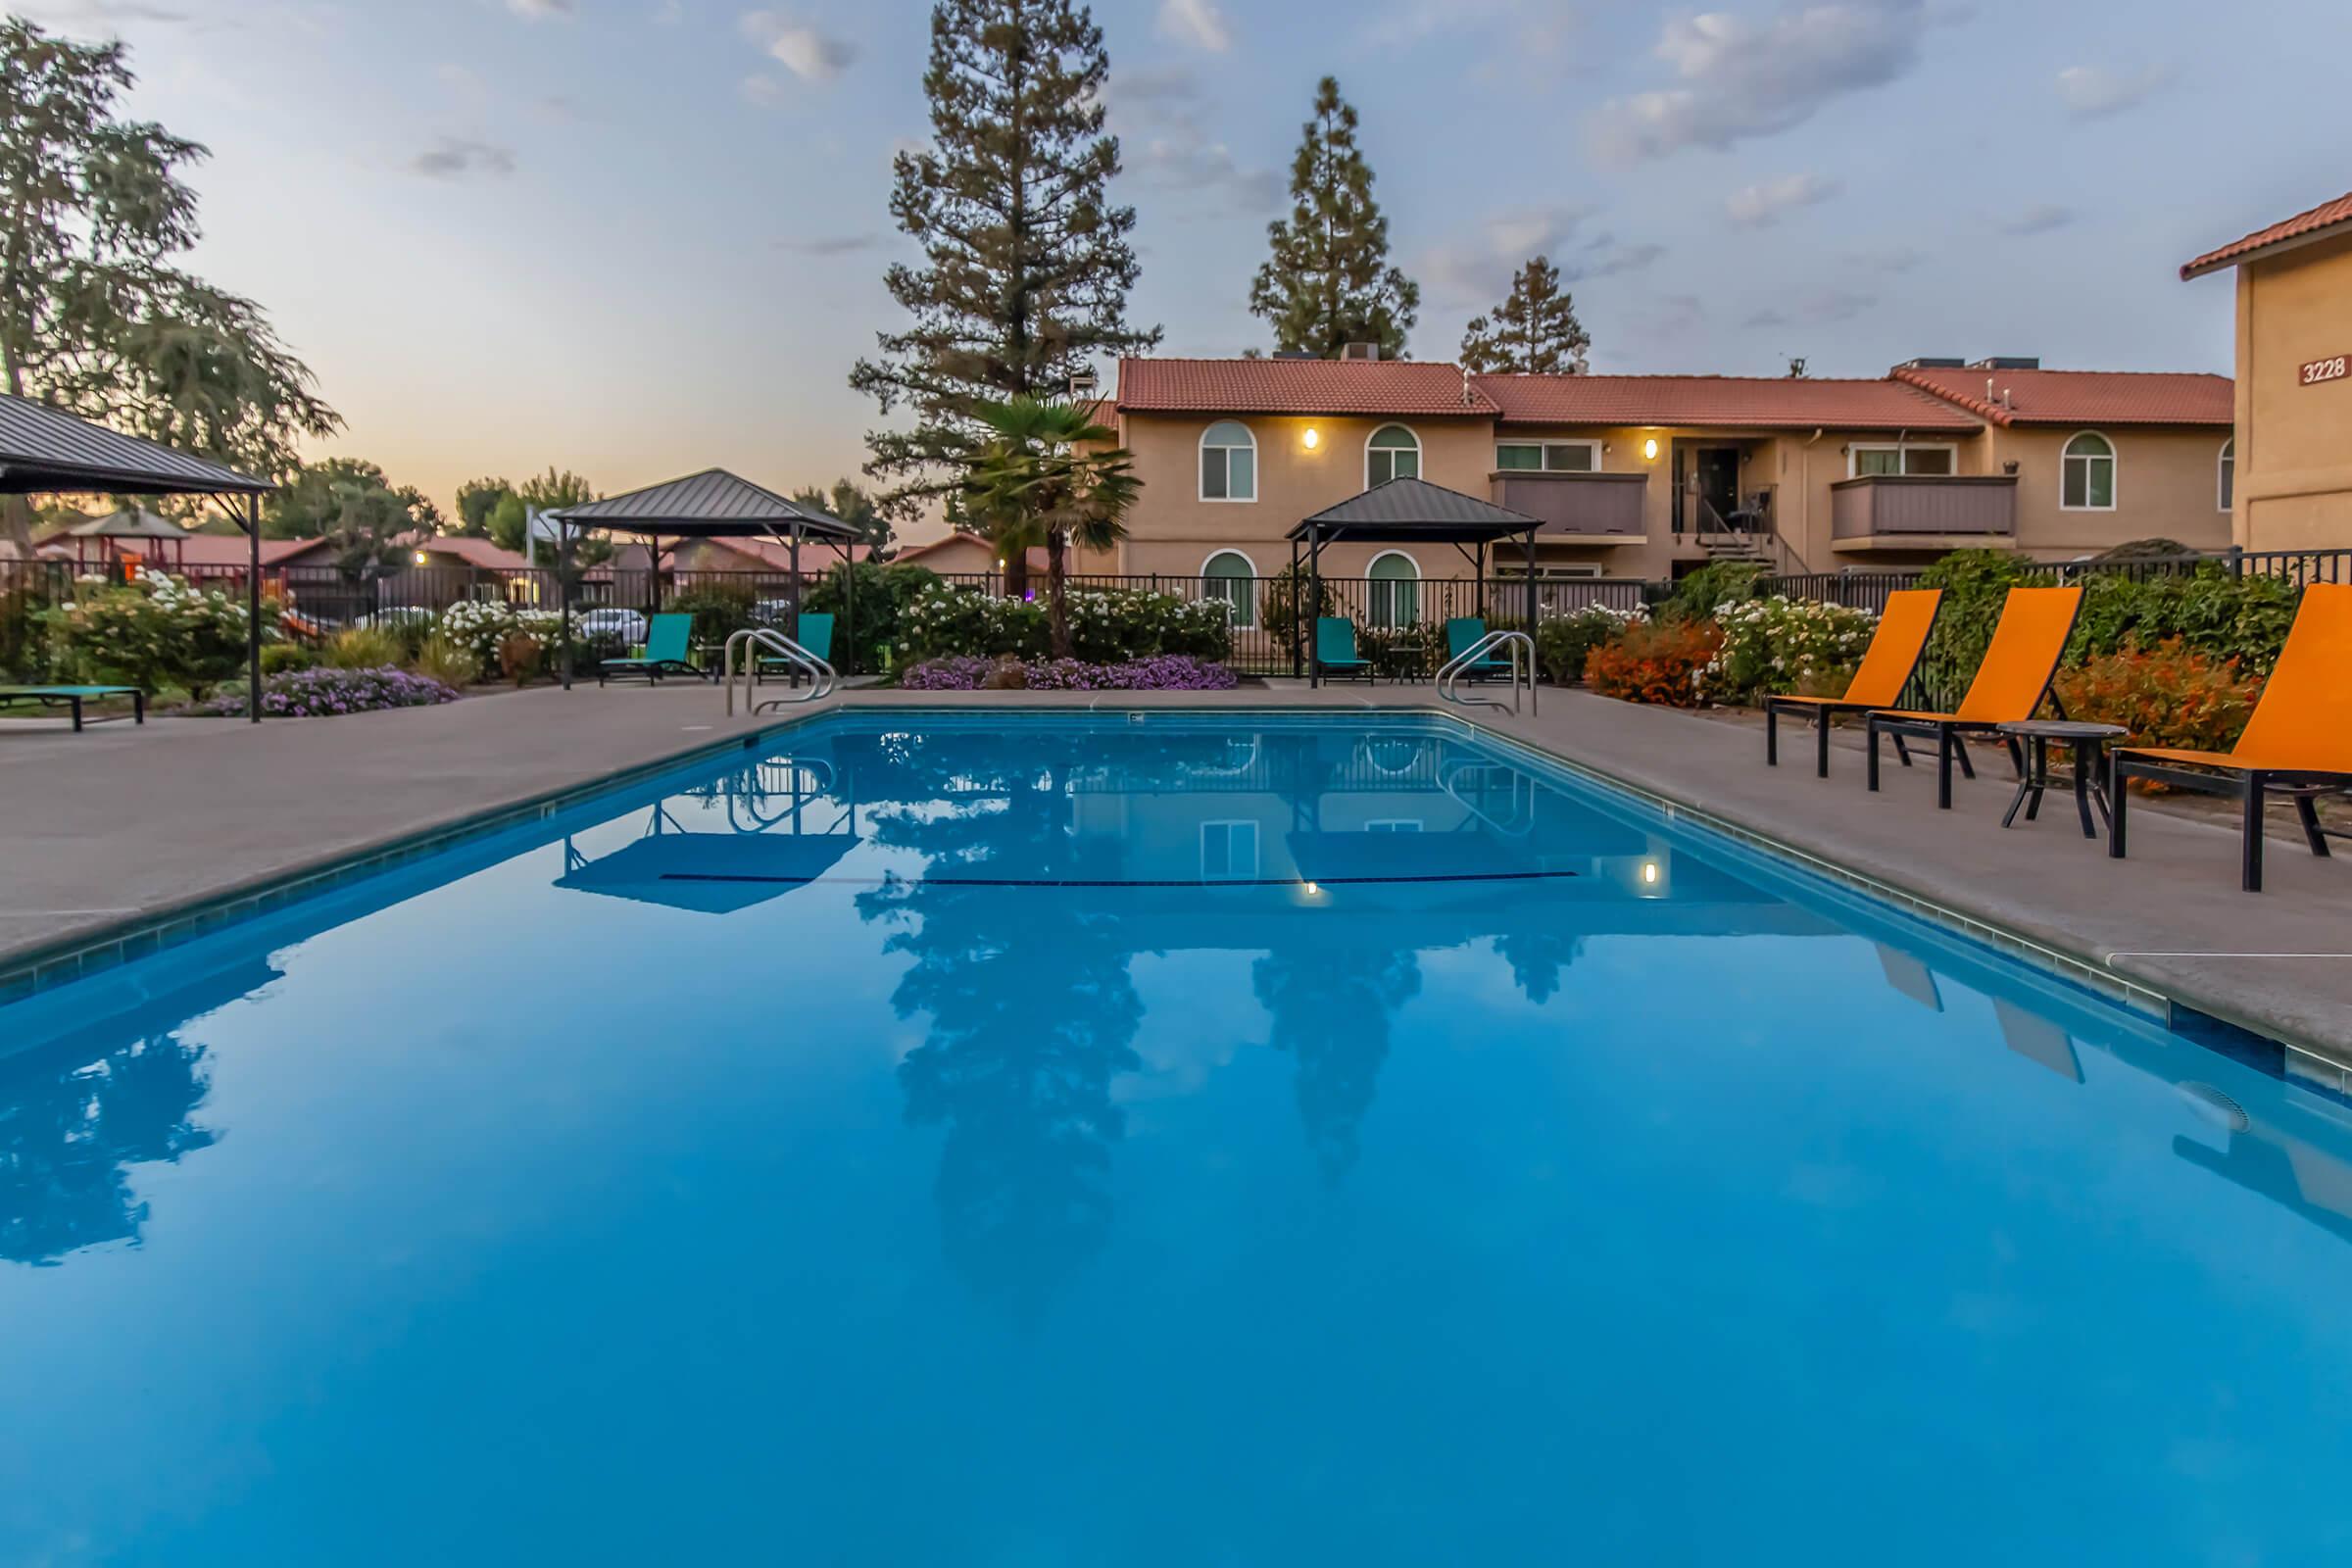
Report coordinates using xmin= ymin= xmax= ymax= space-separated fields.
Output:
xmin=412 ymin=535 xmax=533 ymax=569
xmin=2181 ymin=189 xmax=2352 ymax=278
xmin=1118 ymin=357 xmax=1499 ymax=416
xmin=694 ymin=535 xmax=879 ymax=571
xmin=1891 ymin=366 xmax=2232 ymax=427
xmin=1475 ymin=373 xmax=1978 ymax=431
xmin=143 ymin=534 xmax=323 ymax=568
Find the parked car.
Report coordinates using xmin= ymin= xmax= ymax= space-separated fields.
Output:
xmin=577 ymin=608 xmax=647 ymax=644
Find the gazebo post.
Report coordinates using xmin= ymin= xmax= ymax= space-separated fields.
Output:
xmin=788 ymin=521 xmax=802 ymax=640
xmin=244 ymin=492 xmax=263 ymax=724
xmin=1289 ymin=536 xmax=1301 ymax=679
xmin=839 ymin=539 xmax=856 ymax=677
xmin=646 ymin=533 xmax=661 ymax=622
xmin=1524 ymin=525 xmax=1539 ymax=638
xmin=1476 ymin=541 xmax=1488 ymax=620
xmin=558 ymin=517 xmax=574 ymax=693
xmin=1307 ymin=523 xmax=1324 ymax=689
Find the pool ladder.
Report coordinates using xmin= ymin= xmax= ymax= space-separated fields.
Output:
xmin=723 ymin=627 xmax=836 ymax=715
xmin=1437 ymin=630 xmax=1537 ymax=715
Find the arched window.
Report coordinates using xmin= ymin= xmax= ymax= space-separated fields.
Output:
xmin=1200 ymin=420 xmax=1256 ymax=502
xmin=2061 ymin=431 xmax=2116 ymax=511
xmin=1366 ymin=424 xmax=1421 ymax=486
xmin=2218 ymin=437 xmax=2235 ymax=512
xmin=1367 ymin=550 xmax=1420 ymax=628
xmin=1202 ymin=549 xmax=1257 ymax=628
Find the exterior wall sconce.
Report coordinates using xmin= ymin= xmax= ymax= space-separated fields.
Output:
xmin=1302 ymin=427 xmax=1320 ymax=450
xmin=412 ymin=550 xmax=428 ymax=566
xmin=1642 ymin=438 xmax=1659 ymax=461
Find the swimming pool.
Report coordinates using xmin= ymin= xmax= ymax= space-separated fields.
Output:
xmin=5 ymin=711 xmax=2351 ymax=1563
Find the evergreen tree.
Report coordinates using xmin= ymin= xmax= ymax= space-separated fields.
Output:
xmin=1458 ymin=256 xmax=1590 ymax=375
xmin=850 ymin=0 xmax=1159 ymax=519
xmin=454 ymin=477 xmax=514 ymax=537
xmin=792 ymin=477 xmax=893 ymax=556
xmin=1249 ymin=76 xmax=1419 ymax=360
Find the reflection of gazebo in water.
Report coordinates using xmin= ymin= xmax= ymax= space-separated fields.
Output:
xmin=555 ymin=756 xmax=858 ymax=913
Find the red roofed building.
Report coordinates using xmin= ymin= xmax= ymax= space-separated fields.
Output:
xmin=2180 ymin=185 xmax=2352 ymax=552
xmin=1102 ymin=352 xmax=2232 ymax=584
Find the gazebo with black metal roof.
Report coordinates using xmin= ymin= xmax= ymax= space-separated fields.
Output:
xmin=1286 ymin=476 xmax=1543 ymax=687
xmin=544 ymin=467 xmax=863 ymax=691
xmin=0 ymin=392 xmax=278 ymax=721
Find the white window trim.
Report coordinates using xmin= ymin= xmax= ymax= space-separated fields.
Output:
xmin=1846 ymin=442 xmax=1959 ymax=478
xmin=1200 ymin=548 xmax=1259 ymax=629
xmin=1364 ymin=423 xmax=1422 ymax=488
xmin=1199 ymin=421 xmax=1257 ymax=504
xmin=2061 ymin=429 xmax=2118 ymax=513
xmin=1496 ymin=439 xmax=1602 ymax=473
xmin=2218 ymin=437 xmax=2235 ymax=514
xmin=1199 ymin=819 xmax=1260 ymax=882
xmin=1365 ymin=549 xmax=1421 ymax=628
xmin=1365 ymin=818 xmax=1424 ymax=832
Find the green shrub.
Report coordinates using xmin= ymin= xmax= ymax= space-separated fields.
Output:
xmin=2069 ymin=564 xmax=2299 ymax=673
xmin=1534 ymin=604 xmax=1645 ymax=684
xmin=261 ymin=643 xmax=317 ymax=676
xmin=1700 ymin=596 xmax=1880 ymax=706
xmin=2 ymin=568 xmax=61 ymax=682
xmin=1063 ymin=590 xmax=1234 ymax=662
xmin=803 ymin=561 xmax=942 ymax=673
xmin=40 ymin=569 xmax=271 ymax=700
xmin=901 ymin=584 xmax=1051 ymax=661
xmin=414 ymin=631 xmax=481 ymax=688
xmin=323 ymin=624 xmax=404 ymax=669
xmin=667 ymin=580 xmax=761 ymax=649
xmin=1664 ymin=561 xmax=1765 ymax=622
xmin=1913 ymin=549 xmax=2052 ymax=710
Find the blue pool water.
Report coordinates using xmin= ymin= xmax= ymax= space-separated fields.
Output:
xmin=5 ymin=712 xmax=2351 ymax=1564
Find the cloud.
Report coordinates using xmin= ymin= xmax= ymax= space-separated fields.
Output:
xmin=1591 ymin=1 xmax=1939 ymax=165
xmin=741 ymin=74 xmax=783 ymax=105
xmin=1998 ymin=203 xmax=2075 ymax=236
xmin=653 ymin=0 xmax=685 ymax=19
xmin=410 ymin=137 xmax=517 ymax=179
xmin=1559 ymin=232 xmax=1664 ymax=283
xmin=1631 ymin=293 xmax=1707 ymax=343
xmin=1107 ymin=66 xmax=1282 ymax=217
xmin=1155 ymin=0 xmax=1230 ymax=51
xmin=436 ymin=62 xmax=487 ymax=103
xmin=1725 ymin=172 xmax=1844 ymax=227
xmin=507 ymin=0 xmax=575 ymax=18
xmin=12 ymin=0 xmax=190 ymax=22
xmin=1851 ymin=243 xmax=1926 ymax=272
xmin=1422 ymin=205 xmax=1593 ymax=306
xmin=1743 ymin=287 xmax=1878 ymax=329
xmin=741 ymin=10 xmax=856 ymax=82
xmin=2056 ymin=63 xmax=2174 ymax=121
xmin=775 ymin=232 xmax=883 ymax=256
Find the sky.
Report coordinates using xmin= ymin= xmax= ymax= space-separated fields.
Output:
xmin=18 ymin=0 xmax=2351 ymax=536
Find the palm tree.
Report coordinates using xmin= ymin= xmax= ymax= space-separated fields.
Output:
xmin=961 ymin=397 xmax=1140 ymax=661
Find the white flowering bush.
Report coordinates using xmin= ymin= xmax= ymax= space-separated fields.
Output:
xmin=42 ymin=568 xmax=278 ymax=699
xmin=1698 ymin=595 xmax=1879 ymax=705
xmin=1533 ymin=601 xmax=1648 ymax=685
xmin=897 ymin=584 xmax=1231 ymax=663
xmin=438 ymin=601 xmax=582 ymax=668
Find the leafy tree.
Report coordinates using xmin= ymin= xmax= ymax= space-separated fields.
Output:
xmin=1249 ymin=76 xmax=1419 ymax=360
xmin=792 ymin=477 xmax=893 ymax=556
xmin=0 ymin=19 xmax=339 ymax=553
xmin=268 ymin=458 xmax=439 ymax=581
xmin=960 ymin=396 xmax=1138 ymax=660
xmin=1458 ymin=256 xmax=1589 ymax=374
xmin=487 ymin=466 xmax=596 ymax=556
xmin=849 ymin=0 xmax=1160 ymax=519
xmin=454 ymin=477 xmax=513 ymax=537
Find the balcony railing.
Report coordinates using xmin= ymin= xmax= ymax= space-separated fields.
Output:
xmin=1489 ymin=470 xmax=1650 ymax=538
xmin=1832 ymin=474 xmax=2017 ymax=541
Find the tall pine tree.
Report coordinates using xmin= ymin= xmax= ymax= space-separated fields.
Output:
xmin=1458 ymin=256 xmax=1590 ymax=374
xmin=850 ymin=0 xmax=1158 ymax=518
xmin=1249 ymin=76 xmax=1419 ymax=360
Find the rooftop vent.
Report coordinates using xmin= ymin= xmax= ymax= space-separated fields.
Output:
xmin=1899 ymin=357 xmax=1967 ymax=369
xmin=1969 ymin=356 xmax=2041 ymax=370
xmin=1340 ymin=342 xmax=1381 ymax=362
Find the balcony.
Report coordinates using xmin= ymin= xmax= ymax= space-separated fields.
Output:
xmin=1489 ymin=470 xmax=1650 ymax=542
xmin=1831 ymin=475 xmax=2017 ymax=551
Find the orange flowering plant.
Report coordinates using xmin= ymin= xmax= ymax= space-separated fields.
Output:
xmin=2052 ymin=636 xmax=2266 ymax=762
xmin=1583 ymin=619 xmax=1724 ymax=708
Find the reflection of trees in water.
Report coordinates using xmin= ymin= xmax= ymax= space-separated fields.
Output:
xmin=855 ymin=737 xmax=1143 ymax=1317
xmin=1496 ymin=930 xmax=1586 ymax=1004
xmin=1 ymin=1033 xmax=219 ymax=1267
xmin=1252 ymin=948 xmax=1421 ymax=1181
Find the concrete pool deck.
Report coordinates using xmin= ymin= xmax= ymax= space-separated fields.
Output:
xmin=3 ymin=679 xmax=2346 ymax=1053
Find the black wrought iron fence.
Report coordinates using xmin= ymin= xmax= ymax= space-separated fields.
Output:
xmin=1 ymin=558 xmax=71 ymax=680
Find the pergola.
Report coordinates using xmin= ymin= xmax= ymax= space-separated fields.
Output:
xmin=1286 ymin=477 xmax=1544 ymax=686
xmin=0 ymin=392 xmax=277 ymax=721
xmin=544 ymin=468 xmax=863 ymax=691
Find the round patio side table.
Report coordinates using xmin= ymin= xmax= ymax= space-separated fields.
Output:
xmin=1995 ymin=720 xmax=2129 ymax=838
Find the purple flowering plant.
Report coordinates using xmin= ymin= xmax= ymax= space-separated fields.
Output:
xmin=197 ymin=664 xmax=460 ymax=717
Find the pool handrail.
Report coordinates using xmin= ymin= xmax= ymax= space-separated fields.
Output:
xmin=724 ymin=627 xmax=835 ymax=713
xmin=1439 ymin=630 xmax=1537 ymax=715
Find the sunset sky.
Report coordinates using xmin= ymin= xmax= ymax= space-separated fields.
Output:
xmin=21 ymin=0 xmax=2349 ymax=535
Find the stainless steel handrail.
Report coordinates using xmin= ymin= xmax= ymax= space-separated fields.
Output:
xmin=1437 ymin=630 xmax=1536 ymax=715
xmin=724 ymin=627 xmax=835 ymax=714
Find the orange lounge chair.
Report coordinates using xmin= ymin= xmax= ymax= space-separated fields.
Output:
xmin=2110 ymin=581 xmax=2352 ymax=892
xmin=1765 ymin=588 xmax=1944 ymax=777
xmin=1865 ymin=586 xmax=2083 ymax=809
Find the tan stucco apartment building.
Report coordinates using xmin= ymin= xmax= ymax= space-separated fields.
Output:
xmin=2182 ymin=187 xmax=2352 ymax=552
xmin=1089 ymin=353 xmax=2233 ymax=586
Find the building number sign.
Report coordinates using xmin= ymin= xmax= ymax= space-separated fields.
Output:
xmin=2302 ymin=355 xmax=2349 ymax=386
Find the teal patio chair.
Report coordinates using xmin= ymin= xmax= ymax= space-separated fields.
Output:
xmin=1315 ymin=617 xmax=1374 ymax=682
xmin=599 ymin=612 xmax=707 ymax=685
xmin=756 ymin=612 xmax=835 ymax=686
xmin=1445 ymin=617 xmax=1509 ymax=681
xmin=0 ymin=684 xmax=144 ymax=731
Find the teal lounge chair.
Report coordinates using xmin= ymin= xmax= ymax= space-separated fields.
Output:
xmin=756 ymin=612 xmax=834 ymax=685
xmin=1446 ymin=618 xmax=1509 ymax=681
xmin=0 ymin=684 xmax=144 ymax=731
xmin=599 ymin=612 xmax=707 ymax=685
xmin=1315 ymin=617 xmax=1373 ymax=682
